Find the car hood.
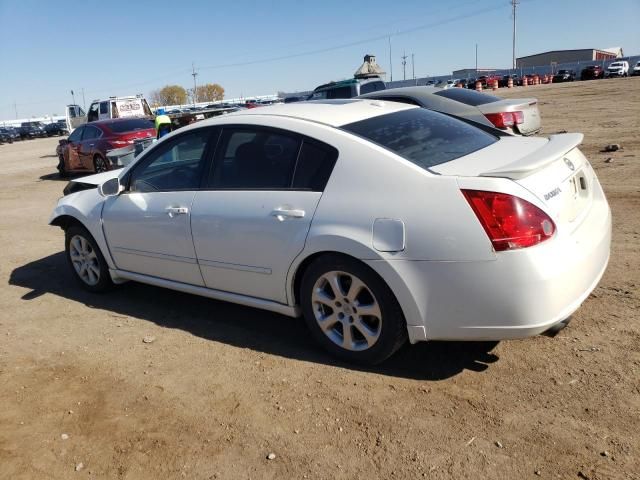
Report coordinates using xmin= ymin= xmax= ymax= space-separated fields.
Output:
xmin=71 ymin=169 xmax=121 ymax=186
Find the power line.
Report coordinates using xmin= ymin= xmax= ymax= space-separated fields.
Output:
xmin=3 ymin=2 xmax=507 ymax=113
xmin=197 ymin=3 xmax=506 ymax=71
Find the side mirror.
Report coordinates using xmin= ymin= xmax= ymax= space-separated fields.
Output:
xmin=98 ymin=177 xmax=122 ymax=197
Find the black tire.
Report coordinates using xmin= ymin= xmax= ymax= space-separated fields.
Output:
xmin=93 ymin=154 xmax=108 ymax=173
xmin=57 ymin=155 xmax=68 ymax=177
xmin=65 ymin=225 xmax=113 ymax=293
xmin=300 ymin=254 xmax=407 ymax=365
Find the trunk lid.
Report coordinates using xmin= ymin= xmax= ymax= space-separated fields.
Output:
xmin=433 ymin=133 xmax=594 ymax=228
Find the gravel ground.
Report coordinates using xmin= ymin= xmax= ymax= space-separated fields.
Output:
xmin=0 ymin=77 xmax=638 ymax=480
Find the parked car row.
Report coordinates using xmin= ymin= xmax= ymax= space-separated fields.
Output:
xmin=0 ymin=120 xmax=69 ymax=144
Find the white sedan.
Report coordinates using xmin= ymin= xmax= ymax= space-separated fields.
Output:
xmin=50 ymin=100 xmax=611 ymax=364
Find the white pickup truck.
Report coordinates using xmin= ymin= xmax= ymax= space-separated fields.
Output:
xmin=63 ymin=95 xmax=153 ymax=133
xmin=606 ymin=61 xmax=629 ymax=77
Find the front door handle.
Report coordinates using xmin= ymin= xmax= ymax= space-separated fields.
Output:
xmin=270 ymin=208 xmax=305 ymax=221
xmin=166 ymin=206 xmax=189 ymax=217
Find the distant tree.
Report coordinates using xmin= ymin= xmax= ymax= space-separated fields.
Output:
xmin=193 ymin=83 xmax=225 ymax=103
xmin=150 ymin=85 xmax=188 ymax=106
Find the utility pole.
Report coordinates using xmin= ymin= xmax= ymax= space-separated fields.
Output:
xmin=191 ymin=62 xmax=198 ymax=107
xmin=411 ymin=53 xmax=415 ymax=81
xmin=81 ymin=88 xmax=86 ymax=111
xmin=401 ymin=51 xmax=408 ymax=81
xmin=388 ymin=36 xmax=393 ymax=82
xmin=512 ymin=0 xmax=519 ymax=71
xmin=14 ymin=101 xmax=18 ymax=119
xmin=70 ymin=89 xmax=75 ymax=106
xmin=475 ymin=43 xmax=478 ymax=74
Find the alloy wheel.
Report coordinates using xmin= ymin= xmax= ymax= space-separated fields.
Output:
xmin=95 ymin=156 xmax=107 ymax=173
xmin=311 ymin=271 xmax=382 ymax=351
xmin=69 ymin=234 xmax=100 ymax=286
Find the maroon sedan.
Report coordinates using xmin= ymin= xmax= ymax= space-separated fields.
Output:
xmin=57 ymin=118 xmax=156 ymax=176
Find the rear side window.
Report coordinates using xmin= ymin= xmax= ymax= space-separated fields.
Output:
xmin=293 ymin=141 xmax=338 ymax=191
xmin=81 ymin=125 xmax=101 ymax=140
xmin=434 ymin=88 xmax=501 ymax=106
xmin=327 ymin=86 xmax=353 ymax=99
xmin=107 ymin=119 xmax=155 ymax=133
xmin=99 ymin=101 xmax=109 ymax=114
xmin=343 ymin=108 xmax=497 ymax=170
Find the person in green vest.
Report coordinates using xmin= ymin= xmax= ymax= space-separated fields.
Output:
xmin=154 ymin=108 xmax=172 ymax=139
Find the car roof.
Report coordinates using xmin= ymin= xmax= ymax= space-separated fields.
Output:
xmin=200 ymin=99 xmax=417 ymax=128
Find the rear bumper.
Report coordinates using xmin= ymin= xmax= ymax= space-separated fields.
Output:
xmin=369 ymin=185 xmax=611 ymax=342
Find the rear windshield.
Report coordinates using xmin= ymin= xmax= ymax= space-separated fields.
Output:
xmin=106 ymin=118 xmax=154 ymax=133
xmin=343 ymin=108 xmax=497 ymax=170
xmin=434 ymin=88 xmax=501 ymax=106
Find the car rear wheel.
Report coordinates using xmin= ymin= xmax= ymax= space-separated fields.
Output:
xmin=94 ymin=155 xmax=108 ymax=173
xmin=57 ymin=155 xmax=68 ymax=177
xmin=65 ymin=225 xmax=113 ymax=292
xmin=300 ymin=254 xmax=407 ymax=365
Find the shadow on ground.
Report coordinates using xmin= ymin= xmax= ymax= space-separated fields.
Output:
xmin=9 ymin=252 xmax=499 ymax=381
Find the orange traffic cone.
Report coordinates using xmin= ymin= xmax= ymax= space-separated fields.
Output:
xmin=492 ymin=79 xmax=498 ymax=91
xmin=523 ymin=77 xmax=528 ymax=86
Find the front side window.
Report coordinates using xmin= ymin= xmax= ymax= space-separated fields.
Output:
xmin=209 ymin=128 xmax=301 ymax=189
xmin=130 ymin=129 xmax=212 ymax=192
xmin=88 ymin=103 xmax=99 ymax=122
xmin=99 ymin=101 xmax=109 ymax=115
xmin=343 ymin=108 xmax=497 ymax=170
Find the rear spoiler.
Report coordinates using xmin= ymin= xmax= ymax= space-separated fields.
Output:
xmin=481 ymin=133 xmax=584 ymax=179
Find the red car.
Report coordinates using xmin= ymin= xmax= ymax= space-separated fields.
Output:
xmin=57 ymin=118 xmax=156 ymax=176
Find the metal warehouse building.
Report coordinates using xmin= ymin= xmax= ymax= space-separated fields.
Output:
xmin=516 ymin=48 xmax=623 ymax=68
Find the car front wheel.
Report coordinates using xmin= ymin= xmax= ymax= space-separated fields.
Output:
xmin=65 ymin=225 xmax=113 ymax=292
xmin=300 ymin=254 xmax=407 ymax=365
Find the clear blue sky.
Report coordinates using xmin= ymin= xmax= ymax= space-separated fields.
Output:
xmin=0 ymin=0 xmax=638 ymax=118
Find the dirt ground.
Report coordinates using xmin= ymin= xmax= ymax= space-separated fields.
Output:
xmin=1 ymin=78 xmax=638 ymax=480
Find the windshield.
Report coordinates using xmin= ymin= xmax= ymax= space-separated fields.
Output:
xmin=609 ymin=63 xmax=623 ymax=68
xmin=342 ymin=108 xmax=497 ymax=170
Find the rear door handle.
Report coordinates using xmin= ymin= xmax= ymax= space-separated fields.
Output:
xmin=166 ymin=206 xmax=189 ymax=217
xmin=270 ymin=208 xmax=305 ymax=221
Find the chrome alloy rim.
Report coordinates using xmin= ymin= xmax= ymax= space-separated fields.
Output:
xmin=95 ymin=157 xmax=107 ymax=172
xmin=311 ymin=271 xmax=382 ymax=351
xmin=69 ymin=235 xmax=100 ymax=286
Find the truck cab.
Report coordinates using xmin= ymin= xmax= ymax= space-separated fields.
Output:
xmin=86 ymin=95 xmax=153 ymax=122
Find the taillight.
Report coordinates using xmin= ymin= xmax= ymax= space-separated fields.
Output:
xmin=484 ymin=111 xmax=524 ymax=129
xmin=512 ymin=111 xmax=524 ymax=124
xmin=462 ymin=190 xmax=556 ymax=251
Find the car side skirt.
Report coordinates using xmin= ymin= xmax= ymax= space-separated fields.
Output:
xmin=110 ymin=269 xmax=301 ymax=318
